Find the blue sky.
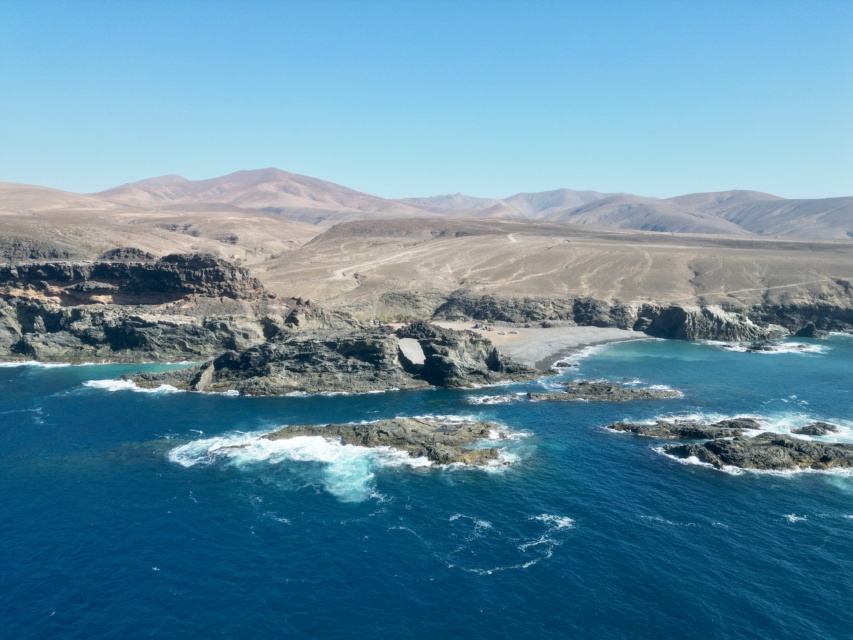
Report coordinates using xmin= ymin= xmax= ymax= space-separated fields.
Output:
xmin=1 ymin=0 xmax=851 ymax=198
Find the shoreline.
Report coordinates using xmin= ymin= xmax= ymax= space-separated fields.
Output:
xmin=431 ymin=322 xmax=646 ymax=371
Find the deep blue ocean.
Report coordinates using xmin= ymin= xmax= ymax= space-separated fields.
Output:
xmin=2 ymin=336 xmax=852 ymax=639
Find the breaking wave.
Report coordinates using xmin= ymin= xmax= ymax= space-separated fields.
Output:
xmin=83 ymin=379 xmax=184 ymax=394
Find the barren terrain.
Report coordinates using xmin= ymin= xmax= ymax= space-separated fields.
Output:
xmin=258 ymin=218 xmax=853 ymax=317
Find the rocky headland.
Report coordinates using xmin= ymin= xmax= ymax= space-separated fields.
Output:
xmin=259 ymin=417 xmax=510 ymax=466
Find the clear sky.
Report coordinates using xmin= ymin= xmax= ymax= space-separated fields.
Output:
xmin=1 ymin=0 xmax=851 ymax=199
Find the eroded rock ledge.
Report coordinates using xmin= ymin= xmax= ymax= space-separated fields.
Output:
xmin=261 ymin=417 xmax=509 ymax=466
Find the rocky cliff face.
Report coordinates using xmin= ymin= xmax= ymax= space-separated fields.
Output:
xmin=0 ymin=253 xmax=266 ymax=301
xmin=0 ymin=254 xmax=274 ymax=362
xmin=431 ymin=290 xmax=852 ymax=340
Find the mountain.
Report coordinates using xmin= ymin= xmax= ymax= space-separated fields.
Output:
xmin=503 ymin=188 xmax=615 ymax=217
xmin=1 ymin=169 xmax=849 ymax=240
xmin=395 ymin=193 xmax=503 ymax=212
xmin=95 ymin=168 xmax=426 ymax=218
xmin=397 ymin=188 xmax=617 ymax=219
xmin=545 ymin=190 xmax=853 ymax=239
xmin=0 ymin=182 xmax=126 ymax=213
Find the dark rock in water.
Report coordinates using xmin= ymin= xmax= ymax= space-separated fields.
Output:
xmin=528 ymin=381 xmax=680 ymax=403
xmin=552 ymin=361 xmax=576 ymax=368
xmin=745 ymin=339 xmax=815 ymax=353
xmin=664 ymin=433 xmax=853 ymax=471
xmin=607 ymin=418 xmax=761 ymax=439
xmin=794 ymin=323 xmax=829 ymax=339
xmin=745 ymin=340 xmax=782 ymax=352
xmin=261 ymin=417 xmax=507 ymax=466
xmin=791 ymin=422 xmax=840 ymax=436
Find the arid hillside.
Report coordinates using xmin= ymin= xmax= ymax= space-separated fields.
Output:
xmin=258 ymin=218 xmax=853 ymax=317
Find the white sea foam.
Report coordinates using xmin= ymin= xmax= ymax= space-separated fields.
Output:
xmin=466 ymin=393 xmax=525 ymax=405
xmin=702 ymin=340 xmax=829 ymax=355
xmin=390 ymin=510 xmax=576 ymax=576
xmin=169 ymin=430 xmax=432 ymax=502
xmin=784 ymin=514 xmax=808 ymax=523
xmin=0 ymin=361 xmax=73 ymax=368
xmin=656 ymin=446 xmax=853 ymax=477
xmin=550 ymin=343 xmax=612 ymax=368
xmin=638 ymin=410 xmax=853 ymax=444
xmin=531 ymin=514 xmax=575 ymax=530
xmin=283 ymin=387 xmax=399 ymax=398
xmin=639 ymin=515 xmax=698 ymax=527
xmin=0 ymin=360 xmax=200 ymax=368
xmin=83 ymin=379 xmax=184 ymax=394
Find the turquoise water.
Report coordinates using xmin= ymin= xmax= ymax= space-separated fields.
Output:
xmin=1 ymin=337 xmax=852 ymax=638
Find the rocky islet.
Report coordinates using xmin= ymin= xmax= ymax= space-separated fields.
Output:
xmin=605 ymin=417 xmax=852 ymax=472
xmin=258 ymin=417 xmax=511 ymax=466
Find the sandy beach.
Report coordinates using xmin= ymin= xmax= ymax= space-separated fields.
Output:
xmin=433 ymin=321 xmax=646 ymax=370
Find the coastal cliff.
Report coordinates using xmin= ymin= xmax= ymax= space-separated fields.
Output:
xmin=1 ymin=250 xmax=850 ymax=376
xmin=0 ymin=253 xmax=278 ymax=362
xmin=428 ymin=289 xmax=853 ymax=339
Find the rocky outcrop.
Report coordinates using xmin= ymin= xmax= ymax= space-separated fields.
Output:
xmin=607 ymin=418 xmax=761 ymax=439
xmin=260 ymin=417 xmax=508 ymax=466
xmin=127 ymin=322 xmax=541 ymax=395
xmin=664 ymin=433 xmax=853 ymax=471
xmin=98 ymin=247 xmax=156 ymax=261
xmin=791 ymin=422 xmax=839 ymax=436
xmin=0 ymin=235 xmax=88 ymax=262
xmin=130 ymin=330 xmax=427 ymax=395
xmin=794 ymin=322 xmax=829 ymax=339
xmin=528 ymin=381 xmax=680 ymax=403
xmin=282 ymin=301 xmax=363 ymax=331
xmin=396 ymin=321 xmax=539 ymax=387
xmin=638 ymin=305 xmax=774 ymax=341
